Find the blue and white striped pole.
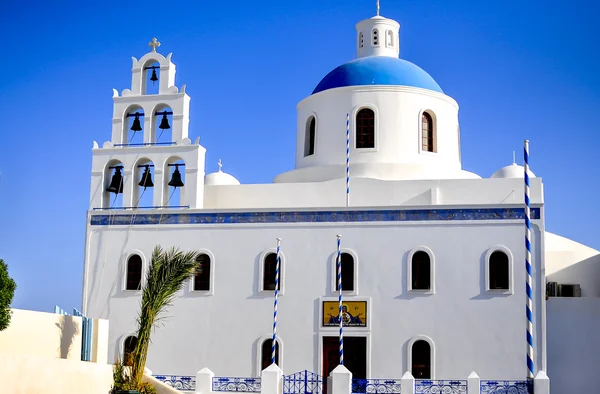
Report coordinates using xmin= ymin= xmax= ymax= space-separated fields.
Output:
xmin=524 ymin=140 xmax=534 ymax=379
xmin=337 ymin=234 xmax=344 ymax=365
xmin=272 ymin=237 xmax=281 ymax=365
xmin=346 ymin=114 xmax=350 ymax=207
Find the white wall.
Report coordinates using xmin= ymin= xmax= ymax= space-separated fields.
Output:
xmin=0 ymin=309 xmax=83 ymax=360
xmin=205 ymin=177 xmax=543 ymax=210
xmin=84 ymin=217 xmax=545 ymax=381
xmin=547 ymin=298 xmax=600 ymax=394
xmin=0 ymin=354 xmax=113 ymax=394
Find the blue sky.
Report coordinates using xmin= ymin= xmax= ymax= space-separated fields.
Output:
xmin=1 ymin=0 xmax=598 ymax=312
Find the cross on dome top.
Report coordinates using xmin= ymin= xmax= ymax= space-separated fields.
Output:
xmin=218 ymin=159 xmax=223 ymax=172
xmin=376 ymin=0 xmax=380 ymax=16
xmin=148 ymin=37 xmax=161 ymax=52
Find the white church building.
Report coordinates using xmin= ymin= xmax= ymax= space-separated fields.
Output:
xmin=81 ymin=7 xmax=600 ymax=394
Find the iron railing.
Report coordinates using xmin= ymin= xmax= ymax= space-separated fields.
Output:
xmin=212 ymin=377 xmax=262 ymax=393
xmin=284 ymin=370 xmax=324 ymax=394
xmin=352 ymin=378 xmax=402 ymax=393
xmin=415 ymin=380 xmax=467 ymax=394
xmin=154 ymin=375 xmax=196 ymax=391
xmin=480 ymin=380 xmax=533 ymax=394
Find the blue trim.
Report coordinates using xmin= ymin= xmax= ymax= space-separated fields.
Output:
xmin=312 ymin=57 xmax=443 ymax=94
xmin=90 ymin=207 xmax=541 ymax=226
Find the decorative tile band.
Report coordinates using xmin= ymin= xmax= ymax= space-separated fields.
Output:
xmin=90 ymin=207 xmax=541 ymax=226
xmin=154 ymin=375 xmax=195 ymax=391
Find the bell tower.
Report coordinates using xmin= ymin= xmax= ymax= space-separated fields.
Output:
xmin=89 ymin=38 xmax=206 ymax=211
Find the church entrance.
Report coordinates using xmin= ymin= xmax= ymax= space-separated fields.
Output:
xmin=322 ymin=336 xmax=367 ymax=380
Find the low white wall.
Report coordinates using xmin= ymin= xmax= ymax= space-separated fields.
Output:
xmin=0 ymin=309 xmax=83 ymax=360
xmin=0 ymin=353 xmax=113 ymax=394
xmin=547 ymin=298 xmax=600 ymax=394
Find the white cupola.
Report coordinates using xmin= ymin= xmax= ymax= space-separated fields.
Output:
xmin=205 ymin=160 xmax=241 ymax=186
xmin=356 ymin=2 xmax=400 ymax=58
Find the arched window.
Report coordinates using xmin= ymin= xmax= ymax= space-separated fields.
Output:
xmin=411 ymin=251 xmax=431 ymax=290
xmin=126 ymin=255 xmax=142 ymax=290
xmin=422 ymin=112 xmax=434 ymax=152
xmin=386 ymin=30 xmax=394 ymax=48
xmin=194 ymin=254 xmax=211 ymax=291
xmin=356 ymin=108 xmax=375 ymax=149
xmin=261 ymin=338 xmax=280 ymax=370
xmin=372 ymin=29 xmax=379 ymax=46
xmin=489 ymin=251 xmax=509 ymax=290
xmin=411 ymin=340 xmax=431 ymax=379
xmin=304 ymin=116 xmax=316 ymax=157
xmin=123 ymin=336 xmax=138 ymax=366
xmin=263 ymin=253 xmax=280 ymax=291
xmin=335 ymin=253 xmax=354 ymax=291
xmin=359 ymin=32 xmax=364 ymax=48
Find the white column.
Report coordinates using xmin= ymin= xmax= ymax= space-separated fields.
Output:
xmin=467 ymin=372 xmax=480 ymax=394
xmin=534 ymin=371 xmax=550 ymax=394
xmin=261 ymin=363 xmax=283 ymax=394
xmin=327 ymin=365 xmax=352 ymax=394
xmin=400 ymin=372 xmax=414 ymax=394
xmin=91 ymin=318 xmax=109 ymax=364
xmin=196 ymin=368 xmax=215 ymax=394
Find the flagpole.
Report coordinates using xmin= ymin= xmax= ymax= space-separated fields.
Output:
xmin=346 ymin=114 xmax=350 ymax=207
xmin=524 ymin=141 xmax=534 ymax=380
xmin=337 ymin=234 xmax=344 ymax=365
xmin=272 ymin=237 xmax=281 ymax=365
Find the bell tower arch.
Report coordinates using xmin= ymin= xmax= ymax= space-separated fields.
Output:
xmin=89 ymin=38 xmax=206 ymax=211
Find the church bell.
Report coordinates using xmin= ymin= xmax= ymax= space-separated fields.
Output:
xmin=138 ymin=166 xmax=154 ymax=189
xmin=130 ymin=113 xmax=142 ymax=132
xmin=150 ymin=68 xmax=158 ymax=83
xmin=106 ymin=167 xmax=124 ymax=194
xmin=159 ymin=113 xmax=171 ymax=130
xmin=168 ymin=166 xmax=184 ymax=188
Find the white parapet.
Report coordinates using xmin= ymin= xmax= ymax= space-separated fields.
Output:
xmin=196 ymin=367 xmax=215 ymax=394
xmin=327 ymin=365 xmax=352 ymax=394
xmin=534 ymin=371 xmax=550 ymax=394
xmin=467 ymin=372 xmax=480 ymax=394
xmin=400 ymin=371 xmax=414 ymax=394
xmin=261 ymin=363 xmax=283 ymax=394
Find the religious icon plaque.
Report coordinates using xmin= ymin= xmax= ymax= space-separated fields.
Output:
xmin=322 ymin=300 xmax=367 ymax=327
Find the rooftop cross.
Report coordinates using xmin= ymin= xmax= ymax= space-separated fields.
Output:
xmin=148 ymin=37 xmax=161 ymax=52
xmin=218 ymin=159 xmax=223 ymax=172
xmin=376 ymin=0 xmax=380 ymax=16
xmin=513 ymin=151 xmax=516 ymax=164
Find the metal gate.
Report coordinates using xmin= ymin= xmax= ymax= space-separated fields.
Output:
xmin=283 ymin=371 xmax=324 ymax=394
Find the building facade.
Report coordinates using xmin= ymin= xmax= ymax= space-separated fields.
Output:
xmin=81 ymin=7 xmax=600 ymax=393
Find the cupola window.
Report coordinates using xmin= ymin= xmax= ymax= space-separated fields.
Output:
xmin=422 ymin=112 xmax=435 ymax=152
xmin=372 ymin=29 xmax=379 ymax=46
xmin=359 ymin=32 xmax=364 ymax=48
xmin=123 ymin=336 xmax=138 ymax=366
xmin=263 ymin=253 xmax=280 ymax=291
xmin=193 ymin=254 xmax=211 ymax=291
xmin=356 ymin=108 xmax=375 ymax=149
xmin=411 ymin=251 xmax=431 ymax=290
xmin=261 ymin=338 xmax=280 ymax=370
xmin=126 ymin=255 xmax=142 ymax=291
xmin=304 ymin=116 xmax=316 ymax=157
xmin=489 ymin=251 xmax=509 ymax=290
xmin=411 ymin=340 xmax=432 ymax=379
xmin=386 ymin=30 xmax=394 ymax=48
xmin=335 ymin=253 xmax=355 ymax=292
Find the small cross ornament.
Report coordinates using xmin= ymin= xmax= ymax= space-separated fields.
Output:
xmin=148 ymin=37 xmax=161 ymax=52
xmin=217 ymin=159 xmax=223 ymax=172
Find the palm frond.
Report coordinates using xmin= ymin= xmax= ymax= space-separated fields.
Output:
xmin=130 ymin=245 xmax=201 ymax=387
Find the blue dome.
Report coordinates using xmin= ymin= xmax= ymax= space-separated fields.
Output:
xmin=312 ymin=56 xmax=443 ymax=95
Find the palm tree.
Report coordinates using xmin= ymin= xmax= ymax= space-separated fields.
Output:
xmin=129 ymin=245 xmax=202 ymax=389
